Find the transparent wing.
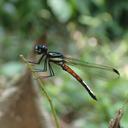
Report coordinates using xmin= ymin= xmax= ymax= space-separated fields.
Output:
xmin=63 ymin=56 xmax=120 ymax=76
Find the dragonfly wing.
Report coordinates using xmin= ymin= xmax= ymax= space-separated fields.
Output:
xmin=64 ymin=56 xmax=120 ymax=76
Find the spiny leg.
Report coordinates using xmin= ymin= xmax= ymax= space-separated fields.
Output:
xmin=48 ymin=61 xmax=55 ymax=76
xmin=33 ymin=57 xmax=48 ymax=72
xmin=35 ymin=60 xmax=54 ymax=79
xmin=28 ymin=54 xmax=45 ymax=64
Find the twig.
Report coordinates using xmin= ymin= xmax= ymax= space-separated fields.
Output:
xmin=20 ymin=54 xmax=60 ymax=128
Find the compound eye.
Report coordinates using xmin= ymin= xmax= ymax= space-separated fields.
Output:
xmin=42 ymin=45 xmax=48 ymax=52
xmin=34 ymin=45 xmax=42 ymax=54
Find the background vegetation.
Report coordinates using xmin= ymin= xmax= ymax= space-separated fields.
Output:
xmin=0 ymin=0 xmax=128 ymax=127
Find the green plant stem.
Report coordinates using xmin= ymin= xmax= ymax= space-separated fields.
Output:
xmin=20 ymin=54 xmax=60 ymax=128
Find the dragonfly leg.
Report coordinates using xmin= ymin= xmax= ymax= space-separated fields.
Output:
xmin=33 ymin=57 xmax=48 ymax=72
xmin=35 ymin=74 xmax=53 ymax=79
xmin=48 ymin=61 xmax=55 ymax=76
xmin=37 ymin=62 xmax=55 ymax=79
xmin=33 ymin=58 xmax=55 ymax=79
xmin=28 ymin=54 xmax=45 ymax=64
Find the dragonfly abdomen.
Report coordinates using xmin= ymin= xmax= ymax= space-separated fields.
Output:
xmin=60 ymin=63 xmax=97 ymax=100
xmin=61 ymin=63 xmax=82 ymax=81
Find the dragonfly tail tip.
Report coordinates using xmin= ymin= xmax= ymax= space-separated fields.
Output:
xmin=92 ymin=95 xmax=97 ymax=101
xmin=89 ymin=92 xmax=97 ymax=101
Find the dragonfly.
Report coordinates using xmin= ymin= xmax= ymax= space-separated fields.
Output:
xmin=28 ymin=44 xmax=120 ymax=101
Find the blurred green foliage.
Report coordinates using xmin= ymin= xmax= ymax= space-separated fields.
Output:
xmin=0 ymin=0 xmax=128 ymax=127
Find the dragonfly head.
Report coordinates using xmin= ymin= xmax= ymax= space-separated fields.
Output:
xmin=34 ymin=44 xmax=48 ymax=55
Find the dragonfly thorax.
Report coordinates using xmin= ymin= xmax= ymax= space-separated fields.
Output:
xmin=48 ymin=52 xmax=64 ymax=62
xmin=34 ymin=44 xmax=48 ymax=55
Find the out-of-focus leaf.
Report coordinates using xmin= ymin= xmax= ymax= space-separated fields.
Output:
xmin=94 ymin=0 xmax=105 ymax=5
xmin=1 ymin=62 xmax=24 ymax=77
xmin=47 ymin=0 xmax=72 ymax=22
xmin=73 ymin=0 xmax=90 ymax=14
xmin=79 ymin=15 xmax=101 ymax=27
xmin=3 ymin=3 xmax=16 ymax=16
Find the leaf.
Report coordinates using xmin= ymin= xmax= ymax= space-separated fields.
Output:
xmin=74 ymin=0 xmax=90 ymax=14
xmin=1 ymin=62 xmax=23 ymax=77
xmin=47 ymin=0 xmax=72 ymax=22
